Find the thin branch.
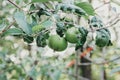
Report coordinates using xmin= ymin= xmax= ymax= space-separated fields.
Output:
xmin=43 ymin=3 xmax=50 ymax=9
xmin=91 ymin=13 xmax=120 ymax=32
xmin=79 ymin=55 xmax=120 ymax=65
xmin=106 ymin=13 xmax=120 ymax=25
xmin=95 ymin=19 xmax=120 ymax=31
xmin=111 ymin=0 xmax=120 ymax=6
xmin=95 ymin=2 xmax=110 ymax=10
xmin=0 ymin=21 xmax=15 ymax=35
xmin=7 ymin=0 xmax=24 ymax=11
xmin=108 ymin=56 xmax=120 ymax=62
xmin=88 ymin=17 xmax=120 ymax=32
xmin=113 ymin=27 xmax=119 ymax=41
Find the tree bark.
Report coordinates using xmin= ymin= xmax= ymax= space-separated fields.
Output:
xmin=80 ymin=56 xmax=91 ymax=80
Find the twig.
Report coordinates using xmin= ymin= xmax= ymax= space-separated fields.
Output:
xmin=7 ymin=0 xmax=24 ymax=11
xmin=111 ymin=0 xmax=120 ymax=6
xmin=96 ymin=18 xmax=120 ymax=31
xmin=106 ymin=13 xmax=120 ymax=25
xmin=43 ymin=3 xmax=50 ymax=9
xmin=113 ymin=27 xmax=119 ymax=41
xmin=89 ymin=18 xmax=120 ymax=32
xmin=89 ymin=13 xmax=120 ymax=32
xmin=0 ymin=21 xmax=15 ymax=35
xmin=80 ymin=55 xmax=120 ymax=65
xmin=95 ymin=2 xmax=110 ymax=10
xmin=108 ymin=56 xmax=120 ymax=62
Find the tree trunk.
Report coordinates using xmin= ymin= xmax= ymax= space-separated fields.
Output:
xmin=80 ymin=0 xmax=92 ymax=79
xmin=100 ymin=48 xmax=107 ymax=80
xmin=80 ymin=57 xmax=91 ymax=80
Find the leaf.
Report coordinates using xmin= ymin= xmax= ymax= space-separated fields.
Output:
xmin=56 ymin=22 xmax=65 ymax=37
xmin=36 ymin=32 xmax=49 ymax=47
xmin=30 ymin=4 xmax=36 ymax=11
xmin=76 ymin=2 xmax=95 ymax=15
xmin=2 ymin=28 xmax=23 ymax=36
xmin=14 ymin=12 xmax=32 ymax=35
xmin=23 ymin=35 xmax=34 ymax=43
xmin=75 ymin=27 xmax=88 ymax=50
xmin=32 ymin=0 xmax=61 ymax=3
xmin=32 ymin=24 xmax=44 ymax=33
xmin=110 ymin=67 xmax=120 ymax=75
xmin=41 ymin=20 xmax=53 ymax=28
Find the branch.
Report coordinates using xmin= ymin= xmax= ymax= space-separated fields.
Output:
xmin=106 ymin=13 xmax=120 ymax=25
xmin=95 ymin=2 xmax=110 ymax=10
xmin=0 ymin=21 xmax=15 ymax=35
xmin=7 ymin=0 xmax=24 ymax=11
xmin=75 ymin=50 xmax=80 ymax=80
xmin=94 ymin=19 xmax=120 ymax=32
xmin=89 ymin=13 xmax=120 ymax=32
xmin=111 ymin=0 xmax=120 ymax=6
xmin=79 ymin=55 xmax=120 ymax=65
xmin=78 ymin=55 xmax=120 ymax=66
xmin=65 ymin=47 xmax=93 ymax=68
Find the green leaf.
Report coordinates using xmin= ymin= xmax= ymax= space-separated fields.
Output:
xmin=56 ymin=22 xmax=65 ymax=37
xmin=23 ymin=35 xmax=34 ymax=44
xmin=2 ymin=28 xmax=23 ymax=36
xmin=14 ymin=12 xmax=32 ymax=35
xmin=36 ymin=32 xmax=49 ymax=47
xmin=41 ymin=20 xmax=53 ymax=28
xmin=76 ymin=2 xmax=95 ymax=15
xmin=32 ymin=0 xmax=61 ymax=3
xmin=32 ymin=24 xmax=44 ymax=33
xmin=30 ymin=4 xmax=36 ymax=11
xmin=30 ymin=16 xmax=38 ymax=32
